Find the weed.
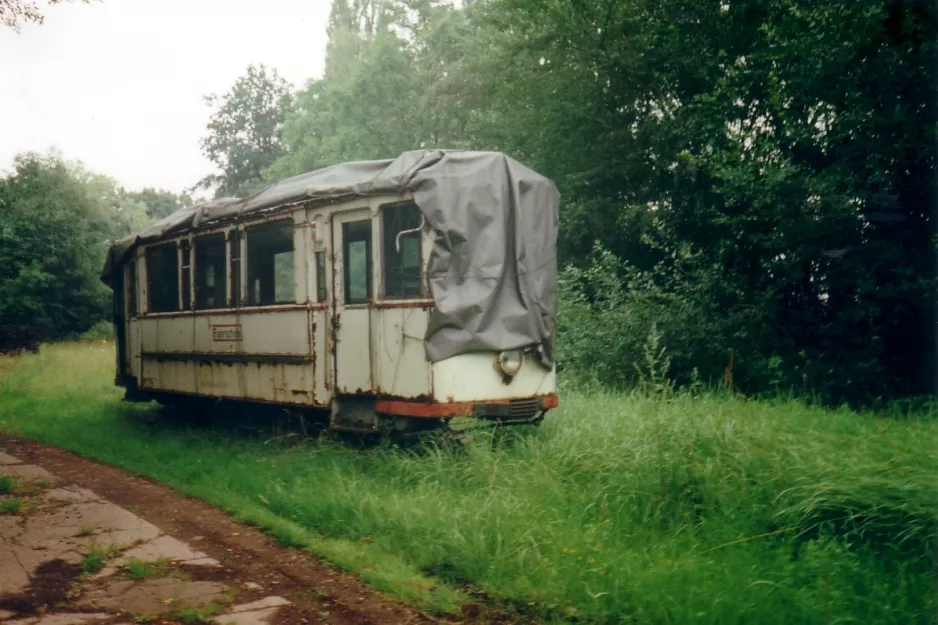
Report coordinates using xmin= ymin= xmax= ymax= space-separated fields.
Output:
xmin=77 ymin=525 xmax=96 ymax=536
xmin=0 ymin=475 xmax=17 ymax=494
xmin=0 ymin=497 xmax=23 ymax=514
xmin=80 ymin=551 xmax=105 ymax=574
xmin=167 ymin=589 xmax=234 ymax=624
xmin=124 ymin=558 xmax=168 ymax=580
xmin=80 ymin=541 xmax=120 ymax=574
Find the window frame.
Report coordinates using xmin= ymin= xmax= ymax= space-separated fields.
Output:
xmin=194 ymin=233 xmax=228 ymax=310
xmin=229 ymin=228 xmax=242 ymax=307
xmin=315 ymin=250 xmax=328 ymax=303
xmin=245 ymin=219 xmax=296 ymax=307
xmin=127 ymin=257 xmax=137 ymax=319
xmin=380 ymin=202 xmax=425 ymax=300
xmin=144 ymin=242 xmax=180 ymax=314
xmin=342 ymin=219 xmax=372 ymax=306
xmin=180 ymin=239 xmax=192 ymax=310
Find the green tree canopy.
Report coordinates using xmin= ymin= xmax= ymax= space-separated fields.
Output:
xmin=0 ymin=152 xmax=150 ymax=338
xmin=199 ymin=64 xmax=293 ymax=198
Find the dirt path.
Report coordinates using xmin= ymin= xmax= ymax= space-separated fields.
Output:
xmin=0 ymin=435 xmax=484 ymax=625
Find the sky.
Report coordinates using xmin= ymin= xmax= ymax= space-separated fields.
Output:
xmin=0 ymin=0 xmax=331 ymax=194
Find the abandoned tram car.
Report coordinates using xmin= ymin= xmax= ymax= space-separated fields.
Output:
xmin=102 ymin=150 xmax=559 ymax=433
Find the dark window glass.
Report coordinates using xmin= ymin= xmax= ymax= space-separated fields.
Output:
xmin=181 ymin=240 xmax=191 ymax=310
xmin=145 ymin=243 xmax=179 ymax=313
xmin=195 ymin=234 xmax=227 ymax=309
xmin=247 ymin=221 xmax=294 ymax=306
xmin=230 ymin=230 xmax=241 ymax=307
xmin=315 ymin=251 xmax=327 ymax=303
xmin=383 ymin=204 xmax=423 ymax=298
xmin=127 ymin=259 xmax=137 ymax=318
xmin=343 ymin=220 xmax=371 ymax=305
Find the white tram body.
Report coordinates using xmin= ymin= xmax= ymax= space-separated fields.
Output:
xmin=103 ymin=150 xmax=559 ymax=432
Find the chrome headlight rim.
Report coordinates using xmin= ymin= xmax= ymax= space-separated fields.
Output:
xmin=496 ymin=349 xmax=524 ymax=377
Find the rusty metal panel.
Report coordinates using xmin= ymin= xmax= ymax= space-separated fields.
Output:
xmin=140 ymin=359 xmax=313 ymax=405
xmin=311 ymin=308 xmax=331 ymax=404
xmin=374 ymin=307 xmax=431 ymax=398
xmin=140 ymin=309 xmax=312 ymax=355
xmin=432 ymin=353 xmax=556 ymax=403
xmin=334 ymin=308 xmax=371 ymax=392
xmin=137 ymin=307 xmax=317 ymax=405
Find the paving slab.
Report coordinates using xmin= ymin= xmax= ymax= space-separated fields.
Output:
xmin=0 ymin=452 xmax=21 ymax=466
xmin=0 ymin=466 xmax=53 ymax=483
xmin=17 ymin=501 xmax=160 ymax=549
xmin=29 ymin=614 xmax=112 ymax=625
xmin=113 ymin=535 xmax=208 ymax=566
xmin=0 ymin=545 xmax=30 ymax=594
xmin=182 ymin=557 xmax=221 ymax=567
xmin=227 ymin=597 xmax=290 ymax=613
xmin=81 ymin=578 xmax=227 ymax=616
xmin=39 ymin=488 xmax=101 ymax=505
xmin=211 ymin=607 xmax=281 ymax=625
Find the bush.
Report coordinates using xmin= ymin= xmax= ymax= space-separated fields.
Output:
xmin=557 ymin=242 xmax=763 ymax=391
xmin=79 ymin=320 xmax=114 ymax=342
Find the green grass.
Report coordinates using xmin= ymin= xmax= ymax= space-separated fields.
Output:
xmin=80 ymin=550 xmax=106 ymax=574
xmin=0 ymin=497 xmax=23 ymax=514
xmin=125 ymin=558 xmax=169 ymax=580
xmin=1 ymin=343 xmax=936 ymax=624
xmin=0 ymin=475 xmax=16 ymax=494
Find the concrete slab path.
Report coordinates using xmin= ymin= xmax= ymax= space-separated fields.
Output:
xmin=0 ymin=452 xmax=290 ymax=625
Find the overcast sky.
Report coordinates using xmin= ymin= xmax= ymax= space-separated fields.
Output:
xmin=0 ymin=0 xmax=331 ymax=194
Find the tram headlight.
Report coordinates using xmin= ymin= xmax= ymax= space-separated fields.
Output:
xmin=496 ymin=350 xmax=524 ymax=377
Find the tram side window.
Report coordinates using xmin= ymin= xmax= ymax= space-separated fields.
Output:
xmin=230 ymin=230 xmax=241 ymax=306
xmin=315 ymin=251 xmax=327 ymax=303
xmin=247 ymin=221 xmax=294 ymax=306
xmin=181 ymin=240 xmax=192 ymax=310
xmin=145 ymin=243 xmax=179 ymax=313
xmin=195 ymin=234 xmax=227 ymax=309
xmin=383 ymin=204 xmax=423 ymax=298
xmin=127 ymin=260 xmax=137 ymax=318
xmin=343 ymin=221 xmax=371 ymax=304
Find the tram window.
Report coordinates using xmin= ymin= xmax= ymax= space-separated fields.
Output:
xmin=230 ymin=230 xmax=241 ymax=306
xmin=195 ymin=234 xmax=227 ymax=309
xmin=145 ymin=243 xmax=179 ymax=313
xmin=315 ymin=251 xmax=327 ymax=303
xmin=383 ymin=204 xmax=423 ymax=298
xmin=127 ymin=260 xmax=137 ymax=318
xmin=181 ymin=241 xmax=192 ymax=310
xmin=343 ymin=220 xmax=371 ymax=305
xmin=247 ymin=221 xmax=294 ymax=306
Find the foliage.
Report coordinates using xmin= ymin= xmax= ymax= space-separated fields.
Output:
xmin=199 ymin=64 xmax=293 ymax=198
xmin=1 ymin=343 xmax=935 ymax=624
xmin=0 ymin=0 xmax=86 ymax=31
xmin=472 ymin=0 xmax=937 ymax=404
xmin=267 ymin=0 xmax=478 ymax=178
xmin=0 ymin=152 xmax=150 ymax=340
xmin=0 ymin=497 xmax=23 ymax=514
xmin=79 ymin=320 xmax=114 ymax=341
xmin=123 ymin=188 xmax=192 ymax=221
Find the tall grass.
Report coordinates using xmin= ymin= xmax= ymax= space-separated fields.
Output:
xmin=1 ymin=343 xmax=935 ymax=623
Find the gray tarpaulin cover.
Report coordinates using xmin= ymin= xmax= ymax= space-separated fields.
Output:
xmin=102 ymin=150 xmax=559 ymax=366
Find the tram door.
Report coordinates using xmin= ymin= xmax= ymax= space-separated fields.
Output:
xmin=331 ymin=210 xmax=374 ymax=393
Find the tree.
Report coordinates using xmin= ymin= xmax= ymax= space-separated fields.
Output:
xmin=1 ymin=0 xmax=87 ymax=31
xmin=123 ymin=188 xmax=191 ymax=220
xmin=476 ymin=0 xmax=937 ymax=403
xmin=199 ymin=64 xmax=293 ymax=199
xmin=0 ymin=152 xmax=149 ymax=338
xmin=269 ymin=0 xmax=478 ymax=178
